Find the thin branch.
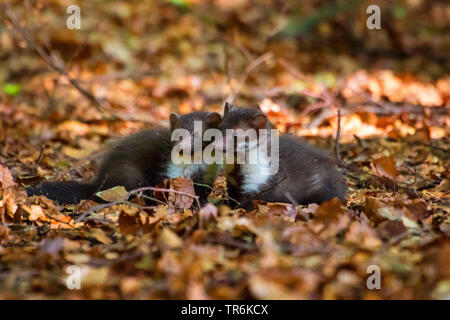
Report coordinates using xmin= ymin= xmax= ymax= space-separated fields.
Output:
xmin=33 ymin=144 xmax=45 ymax=169
xmin=335 ymin=108 xmax=344 ymax=168
xmin=239 ymin=168 xmax=288 ymax=209
xmin=76 ymin=184 xmax=202 ymax=222
xmin=194 ymin=182 xmax=240 ymax=206
xmin=129 ymin=186 xmax=201 ymax=210
xmin=226 ymin=52 xmax=273 ymax=103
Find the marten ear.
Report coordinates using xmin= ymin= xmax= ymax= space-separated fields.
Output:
xmin=206 ymin=112 xmax=221 ymax=127
xmin=169 ymin=113 xmax=180 ymax=130
xmin=250 ymin=114 xmax=267 ymax=129
xmin=224 ymin=101 xmax=233 ymax=114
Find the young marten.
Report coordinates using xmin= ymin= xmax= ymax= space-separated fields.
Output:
xmin=27 ymin=111 xmax=222 ymax=204
xmin=220 ymin=103 xmax=346 ymax=210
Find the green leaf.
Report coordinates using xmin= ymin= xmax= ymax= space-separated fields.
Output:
xmin=167 ymin=0 xmax=190 ymax=8
xmin=281 ymin=0 xmax=362 ymax=36
xmin=392 ymin=5 xmax=406 ymax=19
xmin=3 ymin=83 xmax=21 ymax=96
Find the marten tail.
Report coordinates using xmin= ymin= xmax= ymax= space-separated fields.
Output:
xmin=26 ymin=181 xmax=98 ymax=205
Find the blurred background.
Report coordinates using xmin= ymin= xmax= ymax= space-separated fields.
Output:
xmin=1 ymin=0 xmax=448 ymax=129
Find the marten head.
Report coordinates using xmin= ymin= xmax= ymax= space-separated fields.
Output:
xmin=169 ymin=111 xmax=222 ymax=160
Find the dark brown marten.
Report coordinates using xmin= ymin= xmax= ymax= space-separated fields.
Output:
xmin=220 ymin=103 xmax=346 ymax=210
xmin=27 ymin=111 xmax=222 ymax=204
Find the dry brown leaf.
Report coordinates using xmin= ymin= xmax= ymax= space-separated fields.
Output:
xmin=0 ymin=165 xmax=15 ymax=189
xmin=254 ymin=201 xmax=298 ymax=220
xmin=118 ymin=206 xmax=142 ymax=235
xmin=313 ymin=197 xmax=345 ymax=224
xmin=345 ymin=221 xmax=382 ymax=250
xmin=403 ymin=199 xmax=430 ymax=221
xmin=159 ymin=227 xmax=183 ymax=251
xmin=23 ymin=204 xmax=47 ymax=222
xmin=155 ymin=177 xmax=195 ymax=209
xmin=208 ymin=174 xmax=228 ymax=203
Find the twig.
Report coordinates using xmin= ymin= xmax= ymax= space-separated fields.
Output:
xmin=1 ymin=203 xmax=5 ymax=224
xmin=194 ymin=182 xmax=241 ymax=206
xmin=406 ymin=140 xmax=450 ymax=155
xmin=344 ymin=165 xmax=417 ymax=197
xmin=45 ymin=212 xmax=75 ymax=227
xmin=278 ymin=58 xmax=308 ymax=81
xmin=278 ymin=58 xmax=340 ymax=129
xmin=239 ymin=168 xmax=288 ymax=209
xmin=75 ymin=201 xmax=123 ymax=222
xmin=300 ymin=101 xmax=328 ymax=117
xmin=33 ymin=144 xmax=45 ymax=169
xmin=205 ymin=231 xmax=258 ymax=252
xmin=75 ymin=199 xmax=157 ymax=223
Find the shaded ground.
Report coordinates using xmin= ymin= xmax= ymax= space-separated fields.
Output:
xmin=0 ymin=0 xmax=449 ymax=299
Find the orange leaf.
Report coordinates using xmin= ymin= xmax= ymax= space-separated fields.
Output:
xmin=96 ymin=186 xmax=128 ymax=202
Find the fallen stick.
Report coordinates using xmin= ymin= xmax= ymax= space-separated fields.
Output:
xmin=76 ymin=185 xmax=201 ymax=222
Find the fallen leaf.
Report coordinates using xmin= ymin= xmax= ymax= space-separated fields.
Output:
xmin=0 ymin=165 xmax=15 ymax=189
xmin=90 ymin=228 xmax=113 ymax=245
xmin=377 ymin=220 xmax=408 ymax=240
